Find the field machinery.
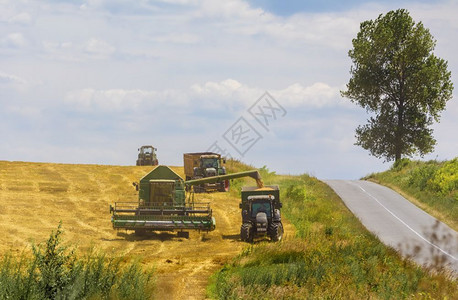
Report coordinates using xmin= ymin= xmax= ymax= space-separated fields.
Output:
xmin=183 ymin=152 xmax=227 ymax=192
xmin=187 ymin=174 xmax=284 ymax=242
xmin=110 ymin=166 xmax=211 ymax=238
xmin=239 ymin=186 xmax=283 ymax=242
xmin=110 ymin=166 xmax=266 ymax=238
xmin=136 ymin=145 xmax=159 ymax=166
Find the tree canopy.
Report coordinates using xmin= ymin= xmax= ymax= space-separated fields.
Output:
xmin=341 ymin=9 xmax=453 ymax=162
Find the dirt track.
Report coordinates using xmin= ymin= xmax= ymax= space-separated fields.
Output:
xmin=0 ymin=161 xmax=294 ymax=299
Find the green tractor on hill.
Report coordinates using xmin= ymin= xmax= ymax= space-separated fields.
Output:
xmin=136 ymin=145 xmax=159 ymax=166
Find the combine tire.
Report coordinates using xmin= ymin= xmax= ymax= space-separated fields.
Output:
xmin=217 ymin=180 xmax=230 ymax=192
xmin=269 ymin=222 xmax=284 ymax=242
xmin=134 ymin=229 xmax=147 ymax=236
xmin=240 ymin=223 xmax=253 ymax=243
xmin=177 ymin=231 xmax=190 ymax=239
xmin=194 ymin=185 xmax=205 ymax=193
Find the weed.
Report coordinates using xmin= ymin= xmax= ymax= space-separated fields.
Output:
xmin=0 ymin=224 xmax=155 ymax=299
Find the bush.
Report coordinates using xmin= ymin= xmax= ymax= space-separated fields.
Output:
xmin=0 ymin=223 xmax=155 ymax=300
xmin=408 ymin=163 xmax=439 ymax=191
xmin=392 ymin=158 xmax=411 ymax=171
xmin=430 ymin=158 xmax=458 ymax=195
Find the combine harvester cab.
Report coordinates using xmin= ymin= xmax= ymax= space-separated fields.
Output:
xmin=110 ymin=165 xmax=215 ymax=238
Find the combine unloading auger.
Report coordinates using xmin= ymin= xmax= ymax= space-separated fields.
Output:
xmin=184 ymin=169 xmax=264 ymax=190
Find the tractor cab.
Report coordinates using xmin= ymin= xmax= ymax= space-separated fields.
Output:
xmin=197 ymin=155 xmax=223 ymax=177
xmin=250 ymin=197 xmax=273 ymax=218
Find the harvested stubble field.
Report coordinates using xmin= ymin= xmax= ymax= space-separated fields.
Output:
xmin=0 ymin=161 xmax=293 ymax=299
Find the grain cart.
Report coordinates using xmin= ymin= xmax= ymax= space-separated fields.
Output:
xmin=183 ymin=152 xmax=227 ymax=192
xmin=110 ymin=165 xmax=215 ymax=238
xmin=136 ymin=145 xmax=159 ymax=166
xmin=239 ymin=186 xmax=283 ymax=242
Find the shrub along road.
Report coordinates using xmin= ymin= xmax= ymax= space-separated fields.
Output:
xmin=325 ymin=180 xmax=458 ymax=275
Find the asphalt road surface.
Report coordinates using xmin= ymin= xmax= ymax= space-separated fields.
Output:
xmin=325 ymin=180 xmax=458 ymax=275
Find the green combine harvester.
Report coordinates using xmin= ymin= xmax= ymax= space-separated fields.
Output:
xmin=109 ymin=165 xmax=263 ymax=238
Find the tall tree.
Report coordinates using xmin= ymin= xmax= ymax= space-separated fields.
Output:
xmin=342 ymin=9 xmax=453 ymax=162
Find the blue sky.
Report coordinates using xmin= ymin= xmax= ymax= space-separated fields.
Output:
xmin=1 ymin=0 xmax=457 ymax=179
xmin=248 ymin=0 xmax=435 ymax=14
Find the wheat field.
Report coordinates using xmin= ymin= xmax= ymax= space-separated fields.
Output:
xmin=0 ymin=161 xmax=295 ymax=299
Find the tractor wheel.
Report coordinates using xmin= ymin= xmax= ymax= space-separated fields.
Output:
xmin=269 ymin=222 xmax=284 ymax=242
xmin=240 ymin=223 xmax=253 ymax=243
xmin=218 ymin=180 xmax=229 ymax=192
xmin=218 ymin=182 xmax=226 ymax=192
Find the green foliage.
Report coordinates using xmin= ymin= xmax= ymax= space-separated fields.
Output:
xmin=208 ymin=171 xmax=457 ymax=299
xmin=0 ymin=224 xmax=155 ymax=300
xmin=429 ymin=158 xmax=458 ymax=195
xmin=258 ymin=165 xmax=276 ymax=183
xmin=392 ymin=158 xmax=411 ymax=171
xmin=408 ymin=162 xmax=439 ymax=191
xmin=32 ymin=222 xmax=76 ymax=299
xmin=342 ymin=9 xmax=453 ymax=162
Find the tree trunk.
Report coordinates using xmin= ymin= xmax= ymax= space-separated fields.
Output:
xmin=395 ymin=77 xmax=405 ymax=162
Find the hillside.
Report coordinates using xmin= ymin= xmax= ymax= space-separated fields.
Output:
xmin=364 ymin=158 xmax=458 ymax=231
xmin=1 ymin=160 xmax=456 ymax=299
xmin=211 ymin=163 xmax=457 ymax=299
xmin=0 ymin=160 xmax=293 ymax=299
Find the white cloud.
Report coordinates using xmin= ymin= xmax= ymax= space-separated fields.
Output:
xmin=271 ymin=82 xmax=343 ymax=108
xmin=191 ymin=79 xmax=244 ymax=98
xmin=1 ymin=32 xmax=27 ymax=48
xmin=64 ymin=79 xmax=346 ymax=114
xmin=156 ymin=0 xmax=199 ymax=5
xmin=8 ymin=12 xmax=32 ymax=24
xmin=0 ymin=71 xmax=26 ymax=85
xmin=153 ymin=33 xmax=200 ymax=44
xmin=65 ymin=88 xmax=189 ymax=112
xmin=41 ymin=38 xmax=116 ymax=61
xmin=84 ymin=38 xmax=116 ymax=57
xmin=6 ymin=105 xmax=41 ymax=118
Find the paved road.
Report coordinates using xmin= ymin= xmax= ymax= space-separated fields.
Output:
xmin=325 ymin=180 xmax=458 ymax=275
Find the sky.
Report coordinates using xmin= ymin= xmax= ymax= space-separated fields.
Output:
xmin=1 ymin=0 xmax=457 ymax=179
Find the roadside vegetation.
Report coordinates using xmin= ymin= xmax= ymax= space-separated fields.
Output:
xmin=0 ymin=223 xmax=155 ymax=300
xmin=209 ymin=160 xmax=457 ymax=299
xmin=364 ymin=158 xmax=458 ymax=231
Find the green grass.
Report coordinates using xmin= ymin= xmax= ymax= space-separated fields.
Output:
xmin=364 ymin=158 xmax=458 ymax=230
xmin=208 ymin=161 xmax=457 ymax=299
xmin=0 ymin=223 xmax=155 ymax=300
